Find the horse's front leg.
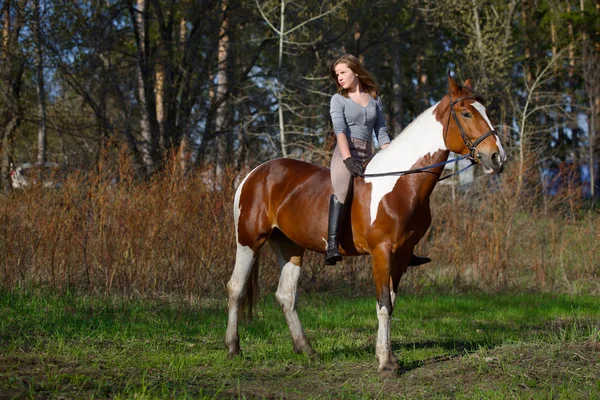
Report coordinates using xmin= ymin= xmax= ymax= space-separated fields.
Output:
xmin=387 ymin=250 xmax=411 ymax=367
xmin=371 ymin=245 xmax=398 ymax=375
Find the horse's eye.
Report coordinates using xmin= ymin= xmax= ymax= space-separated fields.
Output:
xmin=461 ymin=110 xmax=472 ymax=118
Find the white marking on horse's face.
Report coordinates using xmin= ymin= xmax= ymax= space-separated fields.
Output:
xmin=364 ymin=103 xmax=447 ymax=224
xmin=471 ymin=102 xmax=493 ymax=131
xmin=496 ymin=136 xmax=506 ymax=161
xmin=472 ymin=101 xmax=506 ymax=163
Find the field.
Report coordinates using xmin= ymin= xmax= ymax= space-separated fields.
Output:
xmin=1 ymin=161 xmax=598 ymax=398
xmin=1 ymin=289 xmax=599 ymax=399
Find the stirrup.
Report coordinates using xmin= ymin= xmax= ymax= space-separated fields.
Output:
xmin=408 ymin=255 xmax=431 ymax=267
xmin=325 ymin=246 xmax=342 ymax=265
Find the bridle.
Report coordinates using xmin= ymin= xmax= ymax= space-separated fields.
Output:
xmin=447 ymin=95 xmax=497 ymax=163
xmin=362 ymin=92 xmax=497 ymax=179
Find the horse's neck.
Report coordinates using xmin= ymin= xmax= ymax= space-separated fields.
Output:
xmin=364 ymin=103 xmax=449 ymax=224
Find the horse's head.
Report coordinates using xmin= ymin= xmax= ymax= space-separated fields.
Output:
xmin=440 ymin=72 xmax=506 ymax=174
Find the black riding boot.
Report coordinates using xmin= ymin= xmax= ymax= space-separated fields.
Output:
xmin=325 ymin=194 xmax=345 ymax=265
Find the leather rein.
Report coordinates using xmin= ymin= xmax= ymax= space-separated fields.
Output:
xmin=362 ymin=94 xmax=497 ymax=180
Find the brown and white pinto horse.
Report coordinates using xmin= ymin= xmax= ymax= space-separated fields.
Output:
xmin=225 ymin=73 xmax=506 ymax=375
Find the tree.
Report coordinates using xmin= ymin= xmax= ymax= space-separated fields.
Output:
xmin=255 ymin=0 xmax=348 ymax=157
xmin=0 ymin=0 xmax=27 ymax=192
xmin=32 ymin=0 xmax=47 ymax=164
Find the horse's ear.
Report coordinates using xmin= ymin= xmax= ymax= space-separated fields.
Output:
xmin=447 ymin=71 xmax=460 ymax=95
xmin=463 ymin=79 xmax=473 ymax=89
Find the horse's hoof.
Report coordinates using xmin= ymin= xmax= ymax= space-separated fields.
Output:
xmin=227 ymin=349 xmax=240 ymax=359
xmin=226 ymin=342 xmax=240 ymax=358
xmin=304 ymin=346 xmax=318 ymax=358
xmin=294 ymin=343 xmax=318 ymax=358
xmin=378 ymin=361 xmax=399 ymax=378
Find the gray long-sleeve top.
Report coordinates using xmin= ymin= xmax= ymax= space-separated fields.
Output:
xmin=330 ymin=93 xmax=391 ymax=145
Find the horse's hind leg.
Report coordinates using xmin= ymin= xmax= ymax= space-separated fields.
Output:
xmin=225 ymin=243 xmax=258 ymax=358
xmin=269 ymin=235 xmax=316 ymax=357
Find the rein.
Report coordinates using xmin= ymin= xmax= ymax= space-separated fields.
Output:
xmin=362 ymin=154 xmax=473 ymax=181
xmin=362 ymin=93 xmax=496 ymax=181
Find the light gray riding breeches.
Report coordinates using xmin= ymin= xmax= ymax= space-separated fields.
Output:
xmin=330 ymin=137 xmax=373 ymax=204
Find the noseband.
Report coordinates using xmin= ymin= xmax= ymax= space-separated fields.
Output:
xmin=448 ymin=96 xmax=497 ymax=163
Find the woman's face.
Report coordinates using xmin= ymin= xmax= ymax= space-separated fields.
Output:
xmin=334 ymin=63 xmax=358 ymax=90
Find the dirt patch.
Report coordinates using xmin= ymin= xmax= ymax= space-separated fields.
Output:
xmin=212 ymin=341 xmax=600 ymax=399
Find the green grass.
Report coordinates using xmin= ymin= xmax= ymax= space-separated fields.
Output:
xmin=1 ymin=289 xmax=599 ymax=399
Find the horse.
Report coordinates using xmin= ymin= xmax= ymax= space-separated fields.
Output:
xmin=225 ymin=73 xmax=506 ymax=375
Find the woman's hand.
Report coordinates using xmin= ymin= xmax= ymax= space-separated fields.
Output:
xmin=343 ymin=157 xmax=364 ymax=177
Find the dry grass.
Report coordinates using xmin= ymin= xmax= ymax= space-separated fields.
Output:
xmin=1 ymin=153 xmax=598 ymax=299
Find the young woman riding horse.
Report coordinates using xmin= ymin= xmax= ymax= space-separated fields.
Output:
xmin=225 ymin=72 xmax=506 ymax=375
xmin=326 ymin=54 xmax=428 ymax=267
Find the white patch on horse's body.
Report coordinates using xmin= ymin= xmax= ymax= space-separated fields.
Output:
xmin=365 ymin=103 xmax=446 ymax=224
xmin=227 ymin=166 xmax=266 ymax=355
xmin=233 ymin=164 xmax=263 ymax=239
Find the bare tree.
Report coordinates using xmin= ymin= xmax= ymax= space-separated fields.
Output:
xmin=256 ymin=0 xmax=348 ymax=157
xmin=513 ymin=50 xmax=567 ymax=196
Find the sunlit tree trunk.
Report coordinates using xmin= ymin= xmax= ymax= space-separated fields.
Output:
xmin=566 ymin=1 xmax=575 ymax=78
xmin=177 ymin=18 xmax=190 ymax=172
xmin=33 ymin=0 xmax=47 ymax=164
xmin=471 ymin=0 xmax=488 ymax=84
xmin=130 ymin=0 xmax=160 ymax=175
xmin=0 ymin=0 xmax=26 ymax=193
xmin=156 ymin=64 xmax=165 ymax=151
xmin=276 ymin=0 xmax=287 ymax=157
xmin=215 ymin=0 xmax=231 ymax=173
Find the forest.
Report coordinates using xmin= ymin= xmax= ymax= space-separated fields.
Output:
xmin=0 ymin=0 xmax=598 ymax=191
xmin=0 ymin=0 xmax=598 ymax=297
xmin=1 ymin=3 xmax=599 ymax=396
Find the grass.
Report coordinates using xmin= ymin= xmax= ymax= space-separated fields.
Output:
xmin=1 ymin=289 xmax=599 ymax=399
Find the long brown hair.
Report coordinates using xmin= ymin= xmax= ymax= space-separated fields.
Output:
xmin=330 ymin=54 xmax=380 ymax=99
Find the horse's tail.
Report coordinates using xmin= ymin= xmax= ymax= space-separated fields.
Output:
xmin=241 ymin=254 xmax=260 ymax=322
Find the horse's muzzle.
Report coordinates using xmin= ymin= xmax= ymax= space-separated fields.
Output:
xmin=479 ymin=151 xmax=505 ymax=174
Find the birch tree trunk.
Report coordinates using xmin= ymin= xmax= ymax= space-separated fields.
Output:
xmin=216 ymin=0 xmax=231 ymax=173
xmin=277 ymin=0 xmax=287 ymax=157
xmin=156 ymin=64 xmax=165 ymax=151
xmin=33 ymin=0 xmax=47 ymax=164
xmin=0 ymin=0 xmax=26 ymax=193
xmin=177 ymin=18 xmax=190 ymax=172
xmin=130 ymin=0 xmax=159 ymax=175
